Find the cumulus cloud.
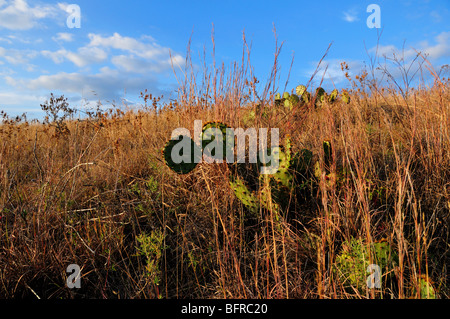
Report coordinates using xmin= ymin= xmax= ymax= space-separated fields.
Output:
xmin=4 ymin=31 xmax=184 ymax=113
xmin=41 ymin=32 xmax=184 ymax=71
xmin=372 ymin=31 xmax=450 ymax=61
xmin=42 ymin=46 xmax=108 ymax=67
xmin=87 ymin=32 xmax=184 ymax=63
xmin=7 ymin=67 xmax=171 ymax=102
xmin=0 ymin=0 xmax=64 ymax=30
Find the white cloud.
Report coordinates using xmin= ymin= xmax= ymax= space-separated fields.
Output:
xmin=421 ymin=31 xmax=450 ymax=60
xmin=0 ymin=0 xmax=63 ymax=30
xmin=87 ymin=33 xmax=151 ymax=53
xmin=373 ymin=31 xmax=450 ymax=61
xmin=0 ymin=46 xmax=37 ymax=65
xmin=343 ymin=9 xmax=358 ymax=22
xmin=0 ymin=91 xmax=45 ymax=106
xmin=42 ymin=46 xmax=108 ymax=67
xmin=53 ymin=32 xmax=74 ymax=42
xmin=41 ymin=32 xmax=184 ymax=71
xmin=87 ymin=32 xmax=182 ymax=62
xmin=4 ymin=32 xmax=184 ymax=114
xmin=10 ymin=67 xmax=167 ymax=101
xmin=111 ymin=54 xmax=183 ymax=74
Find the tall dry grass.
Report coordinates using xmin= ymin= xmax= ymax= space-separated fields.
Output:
xmin=0 ymin=35 xmax=449 ymax=299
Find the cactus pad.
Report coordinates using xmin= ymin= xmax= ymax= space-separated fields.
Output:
xmin=163 ymin=135 xmax=201 ymax=174
xmin=296 ymin=85 xmax=307 ymax=97
xmin=341 ymin=89 xmax=351 ymax=104
xmin=201 ymin=121 xmax=233 ymax=161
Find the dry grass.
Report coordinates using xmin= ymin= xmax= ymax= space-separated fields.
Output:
xmin=0 ymin=38 xmax=449 ymax=299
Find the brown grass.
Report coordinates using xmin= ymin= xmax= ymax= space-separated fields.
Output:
xmin=0 ymin=36 xmax=449 ymax=299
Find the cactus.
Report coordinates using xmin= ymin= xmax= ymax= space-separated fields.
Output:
xmin=296 ymin=85 xmax=307 ymax=97
xmin=323 ymin=140 xmax=332 ymax=170
xmin=229 ymin=135 xmax=310 ymax=214
xmin=162 ymin=135 xmax=201 ymax=174
xmin=334 ymin=237 xmax=398 ymax=294
xmin=314 ymin=140 xmax=333 ymax=180
xmin=301 ymin=91 xmax=311 ymax=104
xmin=284 ymin=99 xmax=292 ymax=110
xmin=415 ymin=275 xmax=436 ymax=299
xmin=289 ymin=93 xmax=300 ymax=106
xmin=283 ymin=93 xmax=300 ymax=111
xmin=274 ymin=93 xmax=282 ymax=107
xmin=265 ymin=143 xmax=293 ymax=189
xmin=329 ymin=89 xmax=339 ymax=103
xmin=277 ymin=85 xmax=351 ymax=108
xmin=201 ymin=121 xmax=233 ymax=161
xmin=229 ymin=176 xmax=259 ymax=214
xmin=315 ymin=87 xmax=326 ymax=107
xmin=341 ymin=89 xmax=351 ymax=104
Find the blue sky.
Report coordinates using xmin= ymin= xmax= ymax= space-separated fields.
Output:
xmin=0 ymin=0 xmax=449 ymax=119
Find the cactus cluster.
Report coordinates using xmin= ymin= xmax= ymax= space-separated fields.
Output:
xmin=162 ymin=122 xmax=341 ymax=219
xmin=162 ymin=121 xmax=232 ymax=174
xmin=163 ymin=121 xmax=336 ymax=217
xmin=229 ymin=134 xmax=315 ymax=215
xmin=274 ymin=85 xmax=351 ymax=110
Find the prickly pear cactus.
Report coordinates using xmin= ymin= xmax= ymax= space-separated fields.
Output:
xmin=341 ymin=89 xmax=351 ymax=104
xmin=415 ymin=275 xmax=436 ymax=299
xmin=284 ymin=99 xmax=293 ymax=110
xmin=201 ymin=121 xmax=234 ymax=161
xmin=315 ymin=87 xmax=326 ymax=107
xmin=296 ymin=85 xmax=307 ymax=97
xmin=264 ymin=139 xmax=293 ymax=189
xmin=314 ymin=140 xmax=333 ymax=180
xmin=229 ymin=176 xmax=259 ymax=214
xmin=334 ymin=238 xmax=398 ymax=294
xmin=163 ymin=135 xmax=202 ymax=174
xmin=283 ymin=93 xmax=300 ymax=110
xmin=323 ymin=140 xmax=332 ymax=169
xmin=301 ymin=91 xmax=311 ymax=104
xmin=329 ymin=89 xmax=339 ymax=103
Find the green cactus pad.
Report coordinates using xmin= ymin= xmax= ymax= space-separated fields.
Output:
xmin=201 ymin=122 xmax=233 ymax=161
xmin=259 ymin=136 xmax=293 ymax=189
xmin=329 ymin=89 xmax=339 ymax=103
xmin=289 ymin=94 xmax=300 ymax=106
xmin=323 ymin=140 xmax=332 ymax=168
xmin=302 ymin=91 xmax=311 ymax=104
xmin=341 ymin=90 xmax=351 ymax=104
xmin=229 ymin=177 xmax=259 ymax=214
xmin=334 ymin=238 xmax=398 ymax=293
xmin=316 ymin=87 xmax=325 ymax=97
xmin=315 ymin=87 xmax=326 ymax=107
xmin=296 ymin=85 xmax=307 ymax=97
xmin=417 ymin=275 xmax=436 ymax=299
xmin=163 ymin=135 xmax=201 ymax=174
xmin=282 ymin=92 xmax=290 ymax=99
xmin=284 ymin=99 xmax=293 ymax=110
xmin=275 ymin=93 xmax=281 ymax=101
